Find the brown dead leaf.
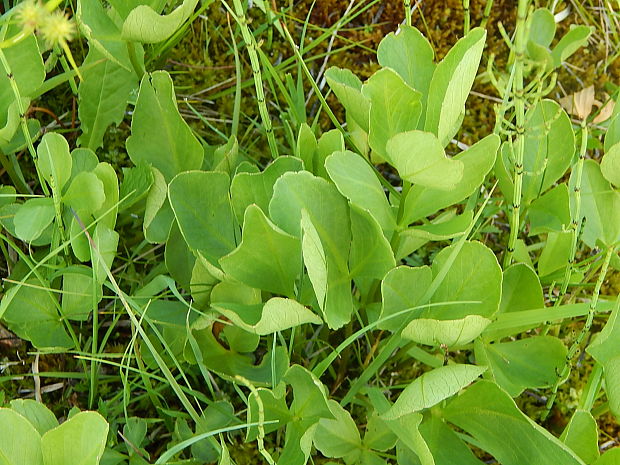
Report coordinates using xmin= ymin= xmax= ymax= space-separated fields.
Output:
xmin=559 ymin=86 xmax=595 ymax=120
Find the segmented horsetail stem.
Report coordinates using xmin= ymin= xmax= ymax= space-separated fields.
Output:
xmin=0 ymin=49 xmax=47 ymax=195
xmin=229 ymin=0 xmax=279 ymax=159
xmin=503 ymin=0 xmax=529 ymax=268
xmin=481 ymin=0 xmax=494 ymax=28
xmin=404 ymin=0 xmax=412 ymax=26
xmin=542 ymin=246 xmax=614 ymax=420
xmin=235 ymin=376 xmax=276 ymax=465
xmin=555 ymin=119 xmax=588 ymax=306
xmin=463 ymin=0 xmax=470 ymax=34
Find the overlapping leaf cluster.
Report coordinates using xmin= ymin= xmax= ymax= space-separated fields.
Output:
xmin=0 ymin=1 xmax=618 ymax=465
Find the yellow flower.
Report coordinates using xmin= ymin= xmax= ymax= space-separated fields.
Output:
xmin=39 ymin=10 xmax=75 ymax=46
xmin=16 ymin=0 xmax=46 ymax=32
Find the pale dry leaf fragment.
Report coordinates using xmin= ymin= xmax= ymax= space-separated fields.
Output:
xmin=559 ymin=85 xmax=595 ymax=119
xmin=592 ymin=95 xmax=615 ymax=123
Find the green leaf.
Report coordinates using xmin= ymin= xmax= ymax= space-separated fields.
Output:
xmin=315 ymin=130 xmax=345 ymax=180
xmin=301 ymin=210 xmax=352 ymax=329
xmin=63 ymin=172 xmax=106 ymax=214
xmin=78 ymin=46 xmax=137 ymax=151
xmin=230 ymin=156 xmax=303 ymax=223
xmin=325 ymin=150 xmax=396 ymax=236
xmin=484 ymin=300 xmax=616 ymax=341
xmin=247 ymin=388 xmax=291 ymax=441
xmin=92 ymin=162 xmax=120 ymax=230
xmin=377 ymin=25 xmax=435 ymax=119
xmin=362 ymin=68 xmax=422 ymax=162
xmin=499 ymin=263 xmax=544 ymax=313
xmin=595 ymin=448 xmax=620 ymax=465
xmin=325 ymin=67 xmax=369 ymax=132
xmin=168 ymin=170 xmax=237 ymax=265
xmin=119 ymin=163 xmax=154 ymax=211
xmin=187 ymin=316 xmax=289 ymax=385
xmin=37 ymin=133 xmax=72 ymax=192
xmin=190 ymin=258 xmax=219 ymax=308
xmin=396 ymin=211 xmax=472 ymax=259
xmin=126 ymin=71 xmax=203 ymax=182
xmin=426 ymin=241 xmax=502 ymax=320
xmin=588 ymin=300 xmax=620 ymax=365
xmin=284 ymin=365 xmax=333 ymax=420
xmin=561 ymin=410 xmax=599 ymax=464
xmin=122 ymin=0 xmax=199 ymax=43
xmin=69 ymin=214 xmax=93 ymax=262
xmin=210 ymin=136 xmax=241 ymax=175
xmin=604 ymin=356 xmax=620 ymax=420
xmin=424 ymin=28 xmax=486 ymax=146
xmin=521 ymin=100 xmax=575 ymax=205
xmin=402 ymin=315 xmax=491 ymax=347
xmin=529 ymin=8 xmax=556 ymax=47
xmin=13 ymin=198 xmax=55 ymax=243
xmin=551 ymin=26 xmax=592 ymax=68
xmin=191 ymin=402 xmax=235 ymax=463
xmin=143 ymin=167 xmax=174 ymax=243
xmin=62 ymin=267 xmax=102 ymax=321
xmin=270 ymin=172 xmax=352 ymax=329
xmin=474 ymin=336 xmax=567 ymax=396
xmin=526 ymin=9 xmax=556 ymax=70
xmin=76 ymin=0 xmax=134 ymax=71
xmin=384 ymin=413 xmax=433 ymax=465
xmin=165 ymin=222 xmax=195 ymax=289
xmin=363 ymin=414 xmax=398 ymax=452
xmin=601 ymin=143 xmax=620 ymax=188
xmin=41 ymin=411 xmax=108 ymax=465
xmin=387 ymin=130 xmax=464 ymax=190
xmin=604 ymin=115 xmax=620 ymax=152
xmin=278 ymin=420 xmax=317 ymax=465
xmin=382 ymin=364 xmax=485 ymax=420
xmin=538 ymin=231 xmax=572 ymax=276
xmin=0 ymin=408 xmax=43 ymax=465
xmin=0 ymin=280 xmax=72 ymax=348
xmin=296 ymin=124 xmax=318 ymax=172
xmin=8 ymin=400 xmax=58 ymax=436
xmin=528 ymin=183 xmax=571 ymax=235
xmin=575 ymin=160 xmax=620 ymax=248
xmin=220 ymin=204 xmax=300 ymax=297
xmin=348 ymin=204 xmax=396 ymax=296
xmin=70 ymin=148 xmax=98 ymax=180
xmin=379 ymin=265 xmax=432 ymax=331
xmin=401 ymin=134 xmax=499 ymax=224
xmin=0 ymin=185 xmax=15 ymax=208
xmin=91 ymin=224 xmax=119 ymax=284
xmin=212 ymin=298 xmax=321 ymax=335
xmin=0 ymin=28 xmax=44 ymax=145
xmin=313 ymin=400 xmax=362 ymax=463
xmin=416 ymin=415 xmax=485 ymax=465
xmin=443 ymin=381 xmax=585 ymax=465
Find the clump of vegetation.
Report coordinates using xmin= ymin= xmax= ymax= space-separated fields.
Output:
xmin=0 ymin=0 xmax=619 ymax=464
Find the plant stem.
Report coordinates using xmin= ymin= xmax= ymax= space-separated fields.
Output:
xmin=227 ymin=13 xmax=242 ymax=138
xmin=463 ymin=0 xmax=470 ymax=34
xmin=226 ymin=0 xmax=279 ymax=159
xmin=0 ymin=148 xmax=30 ymax=193
xmin=542 ymin=246 xmax=615 ymax=420
xmin=481 ymin=0 xmax=494 ymax=28
xmin=404 ymin=0 xmax=412 ymax=26
xmin=0 ymin=49 xmax=47 ymax=195
xmin=503 ymin=0 xmax=528 ymax=268
xmin=127 ymin=41 xmax=145 ymax=79
xmin=555 ymin=119 xmax=588 ymax=305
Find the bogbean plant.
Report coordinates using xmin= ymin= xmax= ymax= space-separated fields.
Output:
xmin=0 ymin=0 xmax=618 ymax=464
